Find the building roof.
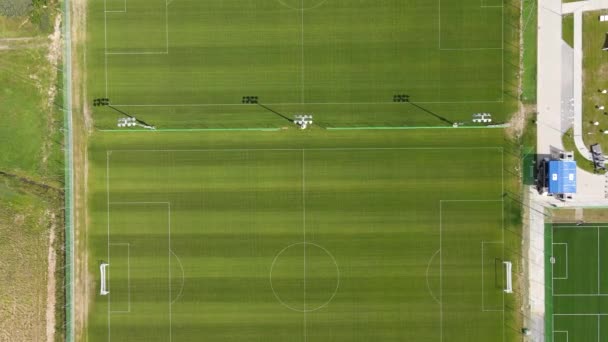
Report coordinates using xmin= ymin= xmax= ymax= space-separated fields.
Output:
xmin=548 ymin=160 xmax=577 ymax=194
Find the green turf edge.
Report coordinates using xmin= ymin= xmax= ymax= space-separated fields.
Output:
xmin=545 ymin=222 xmax=553 ymax=342
xmin=561 ymin=128 xmax=601 ymax=174
xmin=522 ymin=0 xmax=537 ymax=103
xmin=63 ymin=0 xmax=75 ymax=339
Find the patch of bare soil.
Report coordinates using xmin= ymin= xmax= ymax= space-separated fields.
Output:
xmin=72 ymin=0 xmax=92 ymax=131
xmin=40 ymin=13 xmax=62 ymax=169
xmin=45 ymin=211 xmax=57 ymax=342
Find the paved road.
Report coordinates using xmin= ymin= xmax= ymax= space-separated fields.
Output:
xmin=537 ymin=0 xmax=565 ymax=159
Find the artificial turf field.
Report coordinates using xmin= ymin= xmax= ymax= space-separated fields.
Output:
xmin=550 ymin=223 xmax=608 ymax=342
xmin=85 ymin=129 xmax=518 ymax=341
xmin=87 ymin=0 xmax=518 ymax=129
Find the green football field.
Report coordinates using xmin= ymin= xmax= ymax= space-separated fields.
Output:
xmin=87 ymin=0 xmax=518 ymax=129
xmin=85 ymin=129 xmax=518 ymax=341
xmin=550 ymin=224 xmax=608 ymax=342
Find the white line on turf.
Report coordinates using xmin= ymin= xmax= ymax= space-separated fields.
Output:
xmin=108 ymin=243 xmax=131 ymax=313
xmin=439 ymin=47 xmax=502 ymax=51
xmin=170 ymin=249 xmax=185 ymax=304
xmin=109 ymin=147 xmax=504 ymax=153
xmin=425 ymin=249 xmax=441 ymax=304
xmin=553 ymin=225 xmax=607 ymax=229
xmin=481 ymin=241 xmax=504 ymax=312
xmin=439 ymin=201 xmax=443 ymax=342
xmin=105 ymin=195 xmax=173 ymax=339
xmin=104 ymin=0 xmax=169 ymax=57
xmin=302 ymin=149 xmax=307 ymax=341
xmin=104 ymin=0 xmax=108 ymax=97
xmin=554 ymin=330 xmax=568 ymax=342
xmin=440 ymin=199 xmax=506 ymax=342
xmin=500 ymin=0 xmax=504 ymax=101
xmin=599 ymin=227 xmax=601 ymax=295
xmin=165 ymin=0 xmax=169 ymax=53
xmin=108 ymin=100 xmax=505 ymax=107
xmin=109 ymin=201 xmax=170 ymax=204
xmin=168 ymin=202 xmax=172 ymax=342
xmin=105 ymin=51 xmax=168 ymax=55
xmin=554 ymin=294 xmax=608 ymax=296
xmin=551 ymin=243 xmax=568 ymax=280
xmin=106 ymin=152 xmax=111 ymax=342
xmin=501 ymin=151 xmax=505 ymax=342
xmin=300 ymin=2 xmax=305 ymax=105
xmin=554 ymin=313 xmax=608 ymax=316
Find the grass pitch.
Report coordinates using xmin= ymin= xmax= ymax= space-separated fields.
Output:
xmin=550 ymin=223 xmax=608 ymax=342
xmin=86 ymin=129 xmax=516 ymax=341
xmin=87 ymin=0 xmax=519 ymax=129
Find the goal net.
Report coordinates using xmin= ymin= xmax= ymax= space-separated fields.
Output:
xmin=100 ymin=263 xmax=109 ymax=295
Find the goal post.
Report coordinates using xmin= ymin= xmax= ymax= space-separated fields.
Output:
xmin=100 ymin=263 xmax=109 ymax=295
xmin=503 ymin=261 xmax=513 ymax=293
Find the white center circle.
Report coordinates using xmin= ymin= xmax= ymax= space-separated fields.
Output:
xmin=276 ymin=0 xmax=328 ymax=11
xmin=270 ymin=242 xmax=340 ymax=312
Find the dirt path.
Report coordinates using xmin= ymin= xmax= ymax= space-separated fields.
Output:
xmin=70 ymin=0 xmax=93 ymax=339
xmin=45 ymin=211 xmax=57 ymax=342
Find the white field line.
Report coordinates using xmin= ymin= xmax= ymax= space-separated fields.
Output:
xmin=554 ymin=313 xmax=608 ymax=316
xmin=104 ymin=189 xmax=172 ymax=339
xmin=440 ymin=199 xmax=506 ymax=342
xmin=300 ymin=3 xmax=305 ymax=104
xmin=500 ymin=0 xmax=504 ymax=101
xmin=104 ymin=148 xmax=506 ymax=341
xmin=481 ymin=241 xmax=504 ymax=312
xmin=302 ymin=149 xmax=307 ymax=341
xmin=501 ymin=152 xmax=504 ymax=342
xmin=439 ymin=201 xmax=443 ymax=342
xmin=104 ymin=0 xmax=126 ymax=12
xmin=104 ymin=0 xmax=169 ymax=58
xmin=599 ymin=315 xmax=601 ymax=342
xmin=552 ymin=243 xmax=568 ymax=280
xmin=440 ymin=47 xmax=502 ymax=51
xmin=109 ymin=147 xmax=505 ymax=153
xmin=108 ymin=100 xmax=504 ymax=107
xmin=105 ymin=51 xmax=168 ymax=55
xmin=104 ymin=0 xmax=108 ymax=97
xmin=165 ymin=0 xmax=169 ymax=53
xmin=109 ymin=201 xmax=170 ymax=204
xmin=169 ymin=249 xmax=185 ymax=304
xmin=425 ymin=249 xmax=441 ymax=304
xmin=108 ymin=243 xmax=131 ymax=313
xmin=554 ymin=330 xmax=568 ymax=342
xmin=437 ymin=0 xmax=504 ymax=102
xmin=599 ymin=227 xmax=601 ymax=295
xmin=168 ymin=202 xmax=172 ymax=342
xmin=106 ymin=152 xmax=111 ymax=341
xmin=438 ymin=0 xmax=504 ymax=50
xmin=480 ymin=0 xmax=503 ymax=8
xmin=438 ymin=0 xmax=441 ymax=49
xmin=553 ymin=294 xmax=608 ymax=297
xmin=553 ymin=226 xmax=608 ymax=229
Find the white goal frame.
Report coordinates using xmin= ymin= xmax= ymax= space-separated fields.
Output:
xmin=503 ymin=261 xmax=512 ymax=293
xmin=100 ymin=263 xmax=110 ymax=295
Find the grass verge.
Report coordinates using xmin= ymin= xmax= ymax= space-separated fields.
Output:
xmin=521 ymin=0 xmax=537 ymax=103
